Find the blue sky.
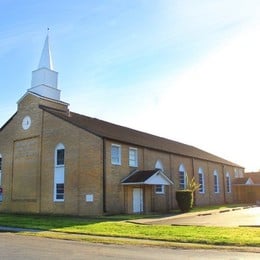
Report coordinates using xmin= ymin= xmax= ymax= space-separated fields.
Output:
xmin=1 ymin=0 xmax=260 ymax=170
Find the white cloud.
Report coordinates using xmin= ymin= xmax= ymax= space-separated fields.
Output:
xmin=149 ymin=22 xmax=260 ymax=170
xmin=93 ymin=20 xmax=260 ymax=170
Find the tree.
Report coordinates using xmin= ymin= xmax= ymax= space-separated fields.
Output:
xmin=176 ymin=173 xmax=200 ymax=212
xmin=186 ymin=175 xmax=200 ymax=208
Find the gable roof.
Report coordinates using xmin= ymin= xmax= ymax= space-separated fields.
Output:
xmin=233 ymin=177 xmax=253 ymax=185
xmin=245 ymin=172 xmax=260 ymax=184
xmin=39 ymin=105 xmax=243 ymax=168
xmin=121 ymin=169 xmax=173 ymax=185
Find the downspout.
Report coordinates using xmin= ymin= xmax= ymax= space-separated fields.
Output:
xmin=207 ymin=161 xmax=210 ymax=204
xmin=39 ymin=109 xmax=45 ymax=214
xmin=222 ymin=164 xmax=226 ymax=204
xmin=102 ymin=138 xmax=107 ymax=213
xmin=169 ymin=153 xmax=173 ymax=211
xmin=191 ymin=158 xmax=196 ymax=206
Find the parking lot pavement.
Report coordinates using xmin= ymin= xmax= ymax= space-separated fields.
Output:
xmin=132 ymin=206 xmax=260 ymax=227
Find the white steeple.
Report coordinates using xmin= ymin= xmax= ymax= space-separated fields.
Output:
xmin=29 ymin=30 xmax=61 ymax=101
xmin=38 ymin=33 xmax=54 ymax=70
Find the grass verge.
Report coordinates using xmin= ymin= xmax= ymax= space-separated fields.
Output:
xmin=0 ymin=212 xmax=259 ymax=248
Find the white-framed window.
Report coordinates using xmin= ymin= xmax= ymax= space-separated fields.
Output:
xmin=0 ymin=154 xmax=3 ymax=202
xmin=0 ymin=154 xmax=2 ymax=202
xmin=213 ymin=170 xmax=219 ymax=193
xmin=238 ymin=169 xmax=243 ymax=178
xmin=54 ymin=144 xmax=65 ymax=201
xmin=155 ymin=160 xmax=164 ymax=171
xmin=198 ymin=167 xmax=205 ymax=193
xmin=179 ymin=164 xmax=186 ymax=190
xmin=55 ymin=144 xmax=65 ymax=166
xmin=55 ymin=183 xmax=64 ymax=200
xmin=0 ymin=154 xmax=2 ymax=186
xmin=111 ymin=144 xmax=121 ymax=165
xmin=226 ymin=172 xmax=231 ymax=193
xmin=234 ymin=168 xmax=239 ymax=178
xmin=155 ymin=185 xmax=165 ymax=194
xmin=129 ymin=147 xmax=138 ymax=167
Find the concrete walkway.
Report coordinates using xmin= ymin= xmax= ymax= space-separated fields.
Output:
xmin=0 ymin=226 xmax=40 ymax=233
xmin=129 ymin=206 xmax=260 ymax=227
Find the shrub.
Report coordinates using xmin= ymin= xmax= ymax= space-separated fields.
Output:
xmin=176 ymin=190 xmax=193 ymax=212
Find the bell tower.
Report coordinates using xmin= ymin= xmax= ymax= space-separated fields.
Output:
xmin=28 ymin=30 xmax=61 ymax=100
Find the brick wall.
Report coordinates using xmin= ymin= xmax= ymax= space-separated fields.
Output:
xmin=0 ymin=92 xmax=244 ymax=216
xmin=0 ymin=93 xmax=104 ymax=215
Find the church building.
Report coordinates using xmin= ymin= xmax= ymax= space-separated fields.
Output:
xmin=0 ymin=35 xmax=244 ymax=215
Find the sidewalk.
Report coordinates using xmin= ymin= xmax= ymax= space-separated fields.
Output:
xmin=0 ymin=226 xmax=40 ymax=233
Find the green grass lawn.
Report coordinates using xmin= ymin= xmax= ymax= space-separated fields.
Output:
xmin=0 ymin=212 xmax=259 ymax=247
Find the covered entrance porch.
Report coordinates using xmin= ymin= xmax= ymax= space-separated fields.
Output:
xmin=121 ymin=169 xmax=173 ymax=214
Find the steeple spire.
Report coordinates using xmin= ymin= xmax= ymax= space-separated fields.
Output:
xmin=38 ymin=30 xmax=53 ymax=70
xmin=29 ymin=30 xmax=61 ymax=101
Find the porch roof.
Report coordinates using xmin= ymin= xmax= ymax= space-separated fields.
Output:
xmin=121 ymin=169 xmax=173 ymax=185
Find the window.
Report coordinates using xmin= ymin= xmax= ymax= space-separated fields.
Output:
xmin=234 ymin=168 xmax=239 ymax=178
xmin=0 ymin=154 xmax=2 ymax=186
xmin=111 ymin=144 xmax=121 ymax=165
xmin=198 ymin=167 xmax=205 ymax=193
xmin=0 ymin=154 xmax=2 ymax=202
xmin=155 ymin=160 xmax=164 ymax=171
xmin=56 ymin=149 xmax=65 ymax=165
xmin=179 ymin=164 xmax=186 ymax=190
xmin=54 ymin=144 xmax=65 ymax=201
xmin=0 ymin=154 xmax=2 ymax=171
xmin=213 ymin=170 xmax=219 ymax=193
xmin=238 ymin=169 xmax=243 ymax=178
xmin=129 ymin=147 xmax=138 ymax=167
xmin=155 ymin=185 xmax=165 ymax=194
xmin=55 ymin=183 xmax=64 ymax=200
xmin=226 ymin=172 xmax=231 ymax=193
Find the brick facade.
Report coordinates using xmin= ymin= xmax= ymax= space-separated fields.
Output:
xmin=0 ymin=93 xmax=244 ymax=215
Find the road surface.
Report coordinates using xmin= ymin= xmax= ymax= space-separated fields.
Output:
xmin=0 ymin=233 xmax=259 ymax=259
xmin=138 ymin=206 xmax=260 ymax=227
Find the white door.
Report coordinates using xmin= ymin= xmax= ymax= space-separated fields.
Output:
xmin=133 ymin=188 xmax=143 ymax=213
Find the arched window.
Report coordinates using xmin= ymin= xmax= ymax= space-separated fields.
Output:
xmin=238 ymin=169 xmax=243 ymax=178
xmin=226 ymin=172 xmax=231 ymax=193
xmin=155 ymin=160 xmax=164 ymax=171
xmin=0 ymin=154 xmax=2 ymax=202
xmin=213 ymin=170 xmax=219 ymax=193
xmin=54 ymin=144 xmax=65 ymax=201
xmin=179 ymin=164 xmax=186 ymax=190
xmin=0 ymin=154 xmax=2 ymax=170
xmin=198 ymin=167 xmax=205 ymax=193
xmin=154 ymin=160 xmax=165 ymax=194
xmin=0 ymin=153 xmax=2 ymax=185
xmin=55 ymin=143 xmax=65 ymax=166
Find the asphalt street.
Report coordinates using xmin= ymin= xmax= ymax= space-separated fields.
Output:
xmin=0 ymin=233 xmax=259 ymax=259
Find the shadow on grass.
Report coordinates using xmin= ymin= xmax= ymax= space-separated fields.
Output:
xmin=0 ymin=212 xmax=168 ymax=232
xmin=0 ymin=204 xmax=252 ymax=231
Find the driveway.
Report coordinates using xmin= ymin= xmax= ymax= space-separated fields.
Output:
xmin=133 ymin=206 xmax=260 ymax=227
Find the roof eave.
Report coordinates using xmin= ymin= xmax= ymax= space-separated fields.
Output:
xmin=121 ymin=182 xmax=145 ymax=185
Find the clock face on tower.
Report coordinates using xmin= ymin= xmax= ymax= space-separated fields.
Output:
xmin=22 ymin=116 xmax=31 ymax=130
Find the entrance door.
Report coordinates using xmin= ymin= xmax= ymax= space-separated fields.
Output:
xmin=133 ymin=188 xmax=143 ymax=213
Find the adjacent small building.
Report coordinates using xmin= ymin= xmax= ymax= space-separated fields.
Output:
xmin=0 ymin=35 xmax=245 ymax=215
xmin=233 ymin=172 xmax=260 ymax=204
